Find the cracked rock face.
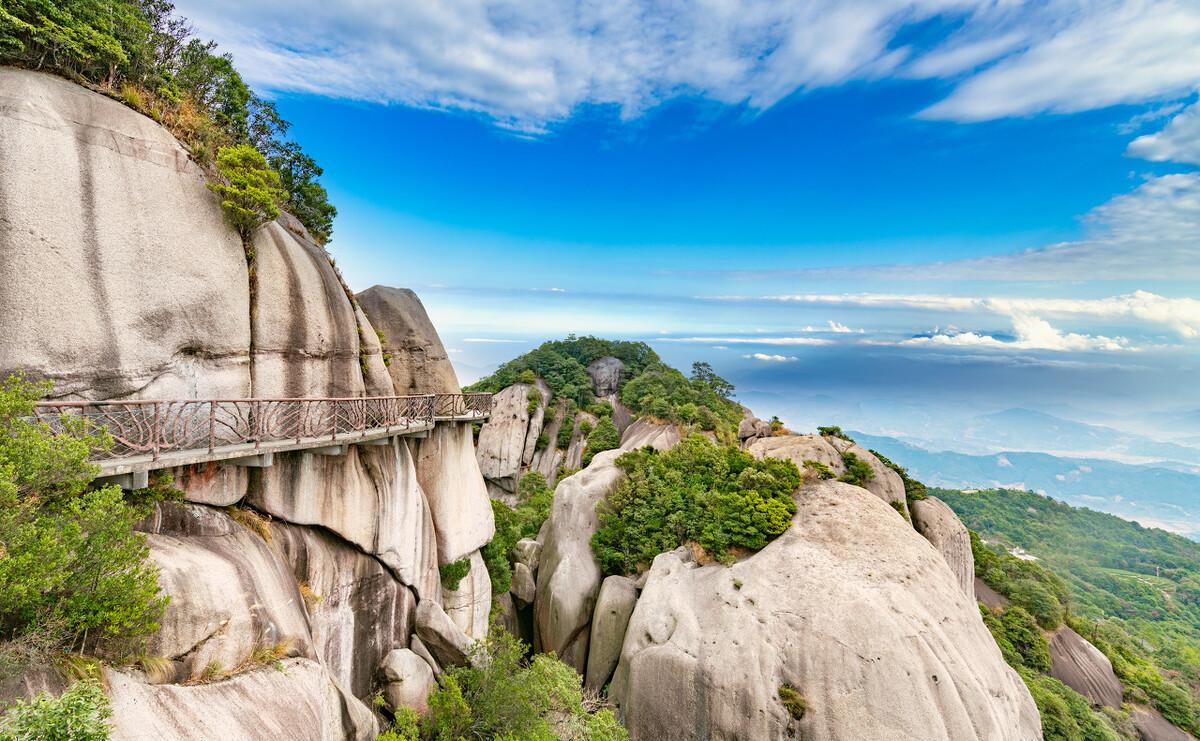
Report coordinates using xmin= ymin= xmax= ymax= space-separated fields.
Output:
xmin=139 ymin=503 xmax=316 ymax=683
xmin=1047 ymin=625 xmax=1124 ymax=710
xmin=609 ymin=481 xmax=1041 ymax=741
xmin=357 ymin=285 xmax=461 ymax=395
xmin=910 ymin=496 xmax=975 ymax=599
xmin=105 ymin=659 xmax=377 ymax=741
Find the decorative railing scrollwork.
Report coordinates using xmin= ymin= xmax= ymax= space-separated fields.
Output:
xmin=32 ymin=393 xmax=491 ymax=464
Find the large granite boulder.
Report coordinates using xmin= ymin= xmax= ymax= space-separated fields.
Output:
xmin=357 ymin=285 xmax=461 ymax=395
xmin=476 ymin=383 xmax=535 ymax=494
xmin=380 ymin=648 xmax=436 ymax=716
xmin=272 ymin=521 xmax=417 ymax=698
xmin=749 ymin=434 xmax=907 ymax=513
xmin=411 ymin=421 xmax=496 ymax=563
xmin=619 ymin=419 xmax=681 ymax=452
xmin=0 ymin=67 xmax=251 ymax=400
xmin=441 ymin=549 xmax=491 ymax=641
xmin=585 ymin=575 xmax=639 ymax=690
xmin=1048 ymin=626 xmax=1124 ymax=709
xmin=1130 ymin=707 xmax=1197 ymax=741
xmin=138 ymin=503 xmax=315 ymax=683
xmin=251 ymin=440 xmax=441 ymax=600
xmin=587 ymin=357 xmax=624 ymax=397
xmin=609 ymin=481 xmax=1041 ymax=741
xmin=910 ymin=496 xmax=975 ymax=599
xmin=534 ymin=449 xmax=627 ymax=671
xmin=415 ymin=601 xmax=474 ymax=668
xmin=251 ymin=217 xmax=374 ymax=399
xmin=105 ymin=659 xmax=377 ymax=741
xmin=563 ymin=412 xmax=598 ymax=471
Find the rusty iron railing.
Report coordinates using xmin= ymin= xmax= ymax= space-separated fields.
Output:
xmin=32 ymin=393 xmax=492 ymax=464
xmin=434 ymin=392 xmax=493 ymax=418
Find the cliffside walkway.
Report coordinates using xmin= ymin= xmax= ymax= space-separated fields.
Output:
xmin=32 ymin=393 xmax=492 ymax=486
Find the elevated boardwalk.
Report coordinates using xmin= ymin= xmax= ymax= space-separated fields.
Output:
xmin=32 ymin=393 xmax=492 ymax=486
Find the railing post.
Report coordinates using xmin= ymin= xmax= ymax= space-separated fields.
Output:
xmin=332 ymin=400 xmax=338 ymax=442
xmin=208 ymin=401 xmax=216 ymax=454
xmin=152 ymin=401 xmax=161 ymax=461
xmin=254 ymin=400 xmax=262 ymax=450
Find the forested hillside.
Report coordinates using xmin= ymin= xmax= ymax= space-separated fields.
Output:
xmin=941 ymin=487 xmax=1200 ymax=734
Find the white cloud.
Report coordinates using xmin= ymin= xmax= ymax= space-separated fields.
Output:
xmin=903 ymin=315 xmax=1133 ymax=352
xmin=175 ymin=0 xmax=1200 ymax=132
xmin=713 ymin=290 xmax=1200 ymax=339
xmin=921 ymin=0 xmax=1200 ymax=121
xmin=659 ymin=336 xmax=833 ymax=346
xmin=744 ymin=353 xmax=799 ymax=362
xmin=1128 ymin=101 xmax=1200 ymax=165
xmin=827 ymin=320 xmax=861 ymax=334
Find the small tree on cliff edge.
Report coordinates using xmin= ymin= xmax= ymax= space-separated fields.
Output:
xmin=207 ymin=144 xmax=284 ymax=241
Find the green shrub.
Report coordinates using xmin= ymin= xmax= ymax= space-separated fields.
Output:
xmin=207 ymin=144 xmax=284 ymax=240
xmin=1020 ymin=669 xmax=1122 ymax=741
xmin=592 ymin=436 xmax=801 ymax=575
xmin=871 ymin=450 xmax=927 ymax=502
xmin=534 ymin=431 xmax=549 ymax=452
xmin=439 ymin=558 xmax=471 ymax=591
xmin=777 ymin=684 xmax=806 ymax=720
xmin=556 ymin=420 xmax=575 ymax=450
xmin=526 ymin=387 xmax=543 ymax=416
xmin=480 ymin=473 xmax=554 ymax=598
xmin=620 ymin=362 xmax=741 ymax=440
xmin=419 ymin=629 xmax=628 ymax=740
xmin=0 ymin=679 xmax=111 ymax=740
xmin=839 ymin=452 xmax=874 ymax=487
xmin=803 ymin=460 xmax=835 ymax=480
xmin=0 ymin=375 xmax=167 ymax=658
xmin=582 ymin=416 xmax=620 ymax=468
xmin=817 ymin=425 xmax=851 ymax=441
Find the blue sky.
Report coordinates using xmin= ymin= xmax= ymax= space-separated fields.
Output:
xmin=178 ymin=0 xmax=1200 ymax=440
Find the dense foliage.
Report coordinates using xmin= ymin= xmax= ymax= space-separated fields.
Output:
xmin=467 ymin=336 xmax=658 ymax=407
xmin=619 ymin=361 xmax=742 ymax=440
xmin=0 ymin=679 xmax=111 ymax=740
xmin=581 ymin=416 xmax=619 ymax=468
xmin=0 ymin=375 xmax=168 ymax=668
xmin=592 ymin=436 xmax=802 ymax=575
xmin=943 ymin=487 xmax=1200 ymax=732
xmin=467 ymin=337 xmax=743 ymax=439
xmin=481 ymin=473 xmax=553 ymax=597
xmin=379 ymin=630 xmax=627 ymax=740
xmin=0 ymin=0 xmax=336 ymax=242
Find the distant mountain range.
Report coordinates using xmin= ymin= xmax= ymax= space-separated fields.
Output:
xmin=854 ymin=432 xmax=1200 ymax=540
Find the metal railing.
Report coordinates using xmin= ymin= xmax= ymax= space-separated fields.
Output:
xmin=31 ymin=393 xmax=491 ymax=464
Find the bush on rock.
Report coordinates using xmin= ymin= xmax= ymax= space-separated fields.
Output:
xmin=591 ymin=435 xmax=801 ymax=575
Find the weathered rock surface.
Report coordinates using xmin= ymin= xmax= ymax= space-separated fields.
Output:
xmin=252 ymin=441 xmax=440 ymax=601
xmin=409 ymin=635 xmax=442 ymax=677
xmin=272 ymin=522 xmax=416 ymax=698
xmin=564 ymin=412 xmax=598 ymax=470
xmin=415 ymin=601 xmax=474 ymax=668
xmin=587 ymin=357 xmax=624 ymax=397
xmin=476 ymin=384 xmax=534 ymax=492
xmin=412 ymin=421 xmax=496 ymax=563
xmin=619 ymin=419 xmax=681 ymax=451
xmin=1131 ymin=707 xmax=1198 ymax=741
xmin=138 ymin=503 xmax=315 ymax=682
xmin=251 ymin=218 xmax=367 ymax=399
xmin=173 ymin=463 xmax=250 ymax=507
xmin=380 ymin=648 xmax=436 ymax=715
xmin=609 ymin=480 xmax=1041 ymax=741
xmin=442 ymin=550 xmax=491 ymax=641
xmin=514 ymin=538 xmax=542 ymax=571
xmin=825 ymin=436 xmax=907 ymax=510
xmin=512 ymin=562 xmax=537 ymax=606
xmin=911 ymin=496 xmax=975 ymax=599
xmin=105 ymin=659 xmax=377 ymax=741
xmin=358 ymin=285 xmax=461 ymax=394
xmin=0 ymin=67 xmax=251 ymax=401
xmin=1048 ymin=626 xmax=1124 ymax=709
xmin=975 ymin=577 xmax=1009 ymax=610
xmin=534 ymin=449 xmax=627 ymax=671
xmin=746 ymin=433 xmax=842 ymax=473
xmin=585 ymin=576 xmax=638 ymax=690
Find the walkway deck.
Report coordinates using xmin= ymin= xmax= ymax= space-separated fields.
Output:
xmin=32 ymin=393 xmax=492 ymax=479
